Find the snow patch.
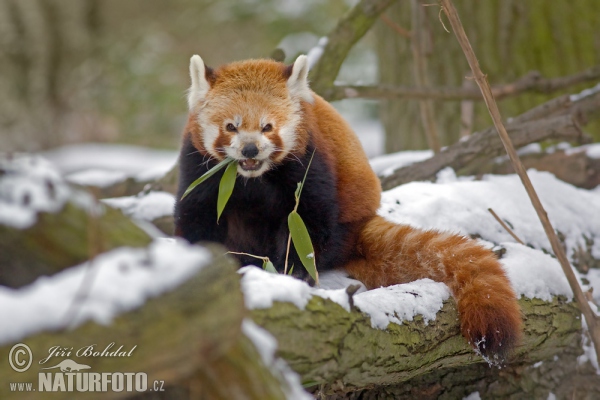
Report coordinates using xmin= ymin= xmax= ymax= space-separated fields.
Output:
xmin=380 ymin=170 xmax=600 ymax=265
xmin=0 ymin=153 xmax=85 ymax=229
xmin=242 ymin=319 xmax=312 ymax=400
xmin=103 ymin=191 xmax=175 ymax=221
xmin=0 ymin=239 xmax=211 ymax=345
xmin=240 ymin=266 xmax=352 ymax=312
xmin=501 ymin=243 xmax=573 ymax=301
xmin=306 ymin=37 xmax=328 ymax=69
xmin=369 ymin=150 xmax=433 ymax=176
xmin=353 ymin=279 xmax=451 ymax=329
xmin=42 ymin=143 xmax=178 ymax=182
xmin=66 ymin=169 xmax=128 ymax=188
xmin=241 ymin=267 xmax=449 ymax=330
xmin=570 ymin=83 xmax=600 ymax=102
xmin=463 ymin=392 xmax=481 ymax=400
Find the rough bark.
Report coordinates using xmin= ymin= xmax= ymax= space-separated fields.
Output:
xmin=0 ymin=247 xmax=297 ymax=400
xmin=2 ymin=247 xmax=595 ymax=400
xmin=380 ymin=114 xmax=587 ymax=190
xmin=250 ymin=293 xmax=591 ymax=398
xmin=0 ymin=198 xmax=152 ymax=289
xmin=380 ymin=90 xmax=600 ymax=190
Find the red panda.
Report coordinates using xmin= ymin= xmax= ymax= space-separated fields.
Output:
xmin=174 ymin=55 xmax=522 ymax=362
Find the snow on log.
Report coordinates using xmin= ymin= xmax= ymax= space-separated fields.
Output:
xmin=0 ymin=243 xmax=309 ymax=400
xmin=0 ymin=154 xmax=153 ymax=288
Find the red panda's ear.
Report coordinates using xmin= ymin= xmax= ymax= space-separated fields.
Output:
xmin=286 ymin=55 xmax=314 ymax=104
xmin=188 ymin=55 xmax=213 ymax=110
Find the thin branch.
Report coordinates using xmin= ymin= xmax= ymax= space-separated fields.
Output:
xmin=380 ymin=13 xmax=411 ymax=38
xmin=440 ymin=0 xmax=600 ymax=363
xmin=327 ymin=64 xmax=600 ymax=101
xmin=488 ymin=208 xmax=524 ymax=245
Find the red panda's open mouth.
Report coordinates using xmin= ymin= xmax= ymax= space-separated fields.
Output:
xmin=239 ymin=159 xmax=264 ymax=171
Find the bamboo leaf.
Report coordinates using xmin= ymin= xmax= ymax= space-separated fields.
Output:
xmin=217 ymin=161 xmax=238 ymax=222
xmin=288 ymin=211 xmax=318 ymax=284
xmin=263 ymin=261 xmax=277 ymax=274
xmin=181 ymin=157 xmax=235 ymax=200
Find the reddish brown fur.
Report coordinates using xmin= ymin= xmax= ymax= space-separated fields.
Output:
xmin=184 ymin=58 xmax=522 ymax=360
xmin=346 ymin=215 xmax=522 ymax=358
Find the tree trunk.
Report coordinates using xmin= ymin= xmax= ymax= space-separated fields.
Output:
xmin=0 ymin=0 xmax=103 ymax=151
xmin=375 ymin=0 xmax=600 ymax=153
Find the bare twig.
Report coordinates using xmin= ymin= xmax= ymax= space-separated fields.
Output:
xmin=411 ymin=0 xmax=441 ymax=154
xmin=326 ymin=64 xmax=600 ymax=101
xmin=488 ymin=208 xmax=524 ymax=245
xmin=227 ymin=251 xmax=270 ymax=262
xmin=440 ymin=0 xmax=600 ymax=362
xmin=380 ymin=13 xmax=411 ymax=38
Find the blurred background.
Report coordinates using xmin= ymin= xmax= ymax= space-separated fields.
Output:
xmin=1 ymin=0 xmax=599 ymax=157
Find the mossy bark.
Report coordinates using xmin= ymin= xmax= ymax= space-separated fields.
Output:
xmin=0 ymin=248 xmax=292 ymax=400
xmin=0 ymin=199 xmax=152 ymax=288
xmin=250 ymin=294 xmax=588 ymax=397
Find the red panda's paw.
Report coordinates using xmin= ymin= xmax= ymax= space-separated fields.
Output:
xmin=458 ymin=295 xmax=522 ymax=365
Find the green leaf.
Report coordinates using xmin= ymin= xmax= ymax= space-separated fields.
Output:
xmin=288 ymin=211 xmax=318 ymax=284
xmin=262 ymin=260 xmax=277 ymax=274
xmin=287 ymin=264 xmax=294 ymax=275
xmin=180 ymin=157 xmax=234 ymax=200
xmin=216 ymin=161 xmax=238 ymax=222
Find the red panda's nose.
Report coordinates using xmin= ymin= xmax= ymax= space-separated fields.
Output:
xmin=241 ymin=143 xmax=259 ymax=158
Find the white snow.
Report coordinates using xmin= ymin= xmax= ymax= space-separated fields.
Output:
xmin=570 ymin=82 xmax=600 ymax=102
xmin=240 ymin=266 xmax=352 ymax=312
xmin=352 ymin=279 xmax=451 ymax=329
xmin=242 ymin=319 xmax=312 ymax=400
xmin=241 ymin=267 xmax=449 ymax=330
xmin=103 ymin=191 xmax=175 ymax=221
xmin=369 ymin=149 xmax=433 ymax=176
xmin=66 ymin=168 xmax=128 ymax=188
xmin=379 ymin=169 xmax=600 ymax=265
xmin=0 ymin=153 xmax=90 ymax=229
xmin=501 ymin=243 xmax=572 ymax=301
xmin=42 ymin=143 xmax=178 ymax=182
xmin=306 ymin=37 xmax=328 ymax=69
xmin=565 ymin=143 xmax=600 ymax=160
xmin=463 ymin=392 xmax=481 ymax=400
xmin=0 ymin=238 xmax=211 ymax=345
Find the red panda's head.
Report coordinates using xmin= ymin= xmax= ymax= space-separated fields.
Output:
xmin=187 ymin=55 xmax=313 ymax=178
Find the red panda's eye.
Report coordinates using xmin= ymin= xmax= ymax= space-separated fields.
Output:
xmin=226 ymin=123 xmax=237 ymax=132
xmin=262 ymin=124 xmax=273 ymax=133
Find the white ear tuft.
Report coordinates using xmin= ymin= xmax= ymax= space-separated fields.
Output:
xmin=287 ymin=55 xmax=313 ymax=104
xmin=188 ymin=55 xmax=211 ymax=110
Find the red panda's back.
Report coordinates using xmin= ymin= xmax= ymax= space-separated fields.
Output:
xmin=309 ymin=94 xmax=382 ymax=224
